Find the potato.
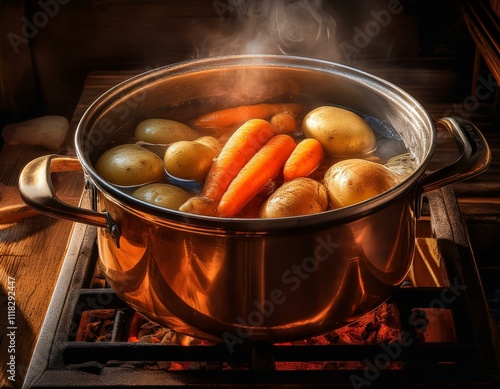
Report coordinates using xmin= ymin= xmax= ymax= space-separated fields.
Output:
xmin=302 ymin=106 xmax=376 ymax=156
xmin=178 ymin=196 xmax=218 ymax=216
xmin=132 ymin=183 xmax=192 ymax=210
xmin=164 ymin=137 xmax=221 ymax=181
xmin=270 ymin=112 xmax=297 ymax=134
xmin=134 ymin=118 xmax=199 ymax=144
xmin=95 ymin=144 xmax=164 ymax=186
xmin=192 ymin=136 xmax=222 ymax=154
xmin=324 ymin=159 xmax=400 ymax=208
xmin=259 ymin=177 xmax=328 ymax=218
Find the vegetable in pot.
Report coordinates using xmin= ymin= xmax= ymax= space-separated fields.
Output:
xmin=94 ymin=144 xmax=164 ymax=186
xmin=201 ymin=118 xmax=276 ymax=202
xmin=324 ymin=158 xmax=400 ymax=208
xmin=164 ymin=136 xmax=221 ymax=181
xmin=217 ymin=134 xmax=296 ymax=217
xmin=270 ymin=112 xmax=297 ymax=134
xmin=259 ymin=177 xmax=328 ymax=218
xmin=283 ymin=138 xmax=324 ymax=181
xmin=178 ymin=119 xmax=276 ymax=216
xmin=193 ymin=103 xmax=303 ymax=130
xmin=302 ymin=106 xmax=376 ymax=156
xmin=132 ymin=183 xmax=192 ymax=210
xmin=96 ymin=102 xmax=413 ymax=219
xmin=134 ymin=118 xmax=199 ymax=144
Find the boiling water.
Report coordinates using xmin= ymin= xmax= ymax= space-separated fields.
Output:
xmin=361 ymin=111 xmax=417 ymax=180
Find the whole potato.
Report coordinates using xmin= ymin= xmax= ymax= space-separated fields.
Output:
xmin=134 ymin=118 xmax=199 ymax=144
xmin=132 ymin=183 xmax=192 ymax=210
xmin=302 ymin=106 xmax=376 ymax=156
xmin=164 ymin=137 xmax=220 ymax=181
xmin=259 ymin=177 xmax=328 ymax=218
xmin=95 ymin=144 xmax=165 ymax=186
xmin=324 ymin=159 xmax=399 ymax=208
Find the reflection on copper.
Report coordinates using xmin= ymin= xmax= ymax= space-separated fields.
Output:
xmin=180 ymin=335 xmax=195 ymax=346
xmin=98 ymin=229 xmax=147 ymax=272
xmin=350 ymin=202 xmax=414 ymax=286
xmin=168 ymin=239 xmax=225 ymax=314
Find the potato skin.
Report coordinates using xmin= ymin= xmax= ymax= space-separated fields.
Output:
xmin=259 ymin=177 xmax=328 ymax=218
xmin=95 ymin=144 xmax=165 ymax=186
xmin=164 ymin=137 xmax=220 ymax=181
xmin=270 ymin=112 xmax=297 ymax=134
xmin=302 ymin=106 xmax=376 ymax=156
xmin=192 ymin=136 xmax=222 ymax=154
xmin=324 ymin=159 xmax=399 ymax=208
xmin=134 ymin=118 xmax=199 ymax=144
xmin=132 ymin=183 xmax=192 ymax=210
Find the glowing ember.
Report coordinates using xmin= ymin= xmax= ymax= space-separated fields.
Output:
xmin=72 ymin=296 xmax=461 ymax=372
xmin=75 ymin=309 xmax=116 ymax=342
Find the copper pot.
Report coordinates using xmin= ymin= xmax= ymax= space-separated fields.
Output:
xmin=19 ymin=55 xmax=490 ymax=343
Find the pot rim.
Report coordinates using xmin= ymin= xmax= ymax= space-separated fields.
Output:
xmin=75 ymin=54 xmax=435 ymax=231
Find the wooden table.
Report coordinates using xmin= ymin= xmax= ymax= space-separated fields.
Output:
xmin=1 ymin=68 xmax=499 ymax=388
xmin=0 ymin=72 xmax=135 ymax=388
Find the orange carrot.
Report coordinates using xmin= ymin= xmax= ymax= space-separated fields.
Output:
xmin=218 ymin=134 xmax=297 ymax=217
xmin=193 ymin=103 xmax=303 ymax=130
xmin=283 ymin=138 xmax=324 ymax=181
xmin=202 ymin=119 xmax=276 ymax=202
xmin=232 ymin=179 xmax=279 ymax=218
xmin=233 ymin=196 xmax=266 ymax=218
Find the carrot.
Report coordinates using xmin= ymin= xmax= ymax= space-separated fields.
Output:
xmin=283 ymin=138 xmax=324 ymax=181
xmin=218 ymin=134 xmax=297 ymax=217
xmin=202 ymin=119 xmax=276 ymax=202
xmin=193 ymin=103 xmax=303 ymax=130
xmin=233 ymin=196 xmax=266 ymax=218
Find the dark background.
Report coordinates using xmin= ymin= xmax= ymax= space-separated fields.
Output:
xmin=0 ymin=0 xmax=481 ymax=122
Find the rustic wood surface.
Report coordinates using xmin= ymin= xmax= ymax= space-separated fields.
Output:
xmin=0 ymin=69 xmax=498 ymax=388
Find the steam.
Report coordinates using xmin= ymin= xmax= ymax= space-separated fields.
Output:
xmin=200 ymin=0 xmax=339 ymax=60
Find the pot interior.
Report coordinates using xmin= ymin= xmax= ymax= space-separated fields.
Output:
xmin=75 ymin=55 xmax=435 ymax=224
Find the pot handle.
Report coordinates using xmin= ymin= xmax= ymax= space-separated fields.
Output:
xmin=420 ymin=117 xmax=491 ymax=193
xmin=18 ymin=154 xmax=118 ymax=237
